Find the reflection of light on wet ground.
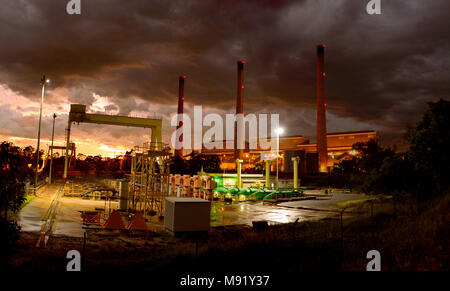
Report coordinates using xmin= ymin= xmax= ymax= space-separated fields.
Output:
xmin=20 ymin=186 xmax=366 ymax=237
xmin=209 ymin=192 xmax=369 ymax=227
xmin=209 ymin=201 xmax=330 ymax=227
xmin=52 ymin=198 xmax=118 ymax=238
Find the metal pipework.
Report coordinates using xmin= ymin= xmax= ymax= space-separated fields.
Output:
xmin=292 ymin=156 xmax=300 ymax=189
xmin=236 ymin=159 xmax=243 ymax=188
xmin=63 ymin=124 xmax=71 ymax=183
xmin=316 ymin=44 xmax=328 ymax=172
xmin=265 ymin=160 xmax=270 ymax=189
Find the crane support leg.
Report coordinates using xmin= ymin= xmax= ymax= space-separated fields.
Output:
xmin=151 ymin=126 xmax=162 ymax=150
xmin=63 ymin=122 xmax=71 ymax=183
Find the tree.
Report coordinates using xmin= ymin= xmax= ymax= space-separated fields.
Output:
xmin=201 ymin=155 xmax=221 ymax=173
xmin=352 ymin=139 xmax=395 ymax=174
xmin=169 ymin=155 xmax=188 ymax=175
xmin=341 ymin=139 xmax=396 ymax=193
xmin=0 ymin=142 xmax=26 ymax=219
xmin=170 ymin=153 xmax=221 ymax=175
xmin=373 ymin=153 xmax=415 ymax=194
xmin=408 ymin=99 xmax=450 ymax=199
xmin=0 ymin=142 xmax=24 ymax=261
xmin=332 ymin=99 xmax=449 ymax=202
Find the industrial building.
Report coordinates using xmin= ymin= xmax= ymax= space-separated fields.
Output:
xmin=201 ymin=130 xmax=377 ymax=174
xmin=55 ymin=44 xmax=378 ymax=223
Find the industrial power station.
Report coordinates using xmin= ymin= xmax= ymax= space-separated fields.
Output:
xmin=53 ymin=44 xmax=376 ymax=231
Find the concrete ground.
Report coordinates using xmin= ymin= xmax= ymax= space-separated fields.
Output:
xmin=18 ymin=183 xmax=118 ymax=238
xmin=210 ymin=190 xmax=367 ymax=227
xmin=53 ymin=197 xmax=118 ymax=237
xmin=210 ymin=201 xmax=330 ymax=227
xmin=17 ymin=183 xmax=59 ymax=233
xmin=18 ymin=185 xmax=367 ymax=238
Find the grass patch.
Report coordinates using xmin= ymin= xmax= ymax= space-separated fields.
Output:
xmin=334 ymin=194 xmax=392 ymax=209
xmin=18 ymin=195 xmax=35 ymax=212
xmin=335 ymin=198 xmax=373 ymax=209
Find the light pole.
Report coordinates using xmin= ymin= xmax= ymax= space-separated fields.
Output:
xmin=49 ymin=113 xmax=56 ymax=184
xmin=275 ymin=127 xmax=284 ymax=189
xmin=34 ymin=75 xmax=50 ymax=195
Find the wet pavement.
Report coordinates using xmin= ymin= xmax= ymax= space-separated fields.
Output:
xmin=210 ymin=201 xmax=330 ymax=227
xmin=53 ymin=197 xmax=118 ymax=237
xmin=17 ymin=184 xmax=60 ymax=232
xmin=18 ymin=182 xmax=118 ymax=238
xmin=210 ymin=191 xmax=367 ymax=227
xmin=18 ymin=185 xmax=367 ymax=237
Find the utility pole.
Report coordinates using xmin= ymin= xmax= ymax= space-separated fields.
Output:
xmin=34 ymin=75 xmax=49 ymax=195
xmin=49 ymin=113 xmax=56 ymax=184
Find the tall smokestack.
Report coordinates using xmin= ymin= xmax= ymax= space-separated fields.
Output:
xmin=175 ymin=75 xmax=186 ymax=158
xmin=316 ymin=44 xmax=328 ymax=172
xmin=235 ymin=61 xmax=245 ymax=160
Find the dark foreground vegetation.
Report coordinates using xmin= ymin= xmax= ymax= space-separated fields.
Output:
xmin=7 ymin=193 xmax=449 ymax=272
xmin=330 ymin=99 xmax=449 ymax=204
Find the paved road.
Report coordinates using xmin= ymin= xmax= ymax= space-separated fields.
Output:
xmin=17 ymin=184 xmax=60 ymax=232
xmin=18 ymin=183 xmax=117 ymax=238
xmin=18 ymin=186 xmax=367 ymax=237
xmin=53 ymin=198 xmax=117 ymax=237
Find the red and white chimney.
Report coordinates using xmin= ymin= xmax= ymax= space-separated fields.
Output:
xmin=234 ymin=61 xmax=245 ymax=160
xmin=316 ymin=45 xmax=328 ymax=172
xmin=175 ymin=75 xmax=186 ymax=158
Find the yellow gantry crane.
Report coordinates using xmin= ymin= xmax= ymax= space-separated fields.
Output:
xmin=63 ymin=104 xmax=163 ymax=182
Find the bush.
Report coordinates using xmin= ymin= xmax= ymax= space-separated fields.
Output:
xmin=0 ymin=218 xmax=20 ymax=257
xmin=332 ymin=99 xmax=449 ymax=201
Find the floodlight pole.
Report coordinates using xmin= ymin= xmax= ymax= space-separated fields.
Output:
xmin=276 ymin=131 xmax=280 ymax=189
xmin=49 ymin=113 xmax=56 ymax=184
xmin=34 ymin=75 xmax=47 ymax=195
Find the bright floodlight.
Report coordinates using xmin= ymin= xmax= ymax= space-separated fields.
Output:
xmin=46 ymin=79 xmax=50 ymax=83
xmin=276 ymin=127 xmax=284 ymax=135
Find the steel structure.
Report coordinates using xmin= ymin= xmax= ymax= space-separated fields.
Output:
xmin=63 ymin=104 xmax=163 ymax=182
xmin=128 ymin=142 xmax=172 ymax=217
xmin=36 ymin=142 xmax=76 ymax=174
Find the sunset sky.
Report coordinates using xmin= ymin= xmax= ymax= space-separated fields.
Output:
xmin=1 ymin=0 xmax=449 ymax=157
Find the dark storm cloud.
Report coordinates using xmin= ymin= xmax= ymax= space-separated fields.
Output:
xmin=1 ymin=0 xmax=449 ymax=145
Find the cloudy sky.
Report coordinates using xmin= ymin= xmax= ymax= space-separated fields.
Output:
xmin=0 ymin=0 xmax=449 ymax=156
